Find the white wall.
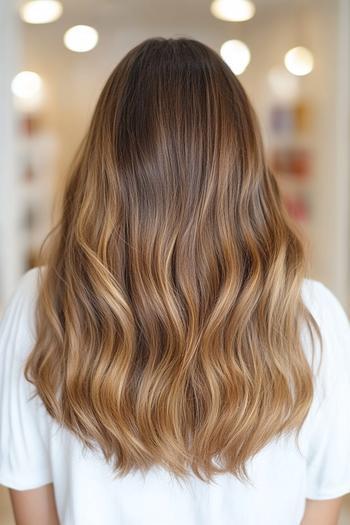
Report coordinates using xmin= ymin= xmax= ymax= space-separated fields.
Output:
xmin=0 ymin=0 xmax=23 ymax=307
xmin=334 ymin=0 xmax=350 ymax=311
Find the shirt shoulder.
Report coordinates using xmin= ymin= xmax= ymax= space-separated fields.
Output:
xmin=1 ymin=266 xmax=44 ymax=346
xmin=298 ymin=278 xmax=350 ymax=499
xmin=0 ymin=265 xmax=53 ymax=489
xmin=301 ymin=277 xmax=349 ymax=322
xmin=11 ymin=265 xmax=43 ymax=304
xmin=300 ymin=277 xmax=350 ymax=382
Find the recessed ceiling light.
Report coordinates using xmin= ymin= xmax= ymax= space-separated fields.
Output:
xmin=63 ymin=25 xmax=99 ymax=53
xmin=19 ymin=0 xmax=63 ymax=24
xmin=210 ymin=0 xmax=255 ymax=22
xmin=284 ymin=47 xmax=314 ymax=76
xmin=11 ymin=71 xmax=44 ymax=112
xmin=220 ymin=40 xmax=251 ymax=75
xmin=11 ymin=71 xmax=43 ymax=99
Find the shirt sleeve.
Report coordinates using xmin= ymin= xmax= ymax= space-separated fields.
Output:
xmin=301 ymin=279 xmax=350 ymax=500
xmin=0 ymin=266 xmax=53 ymax=490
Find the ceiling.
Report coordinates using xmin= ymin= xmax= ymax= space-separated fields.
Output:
xmin=19 ymin=0 xmax=317 ymax=31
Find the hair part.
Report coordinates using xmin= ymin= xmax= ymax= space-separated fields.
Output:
xmin=25 ymin=36 xmax=321 ymax=482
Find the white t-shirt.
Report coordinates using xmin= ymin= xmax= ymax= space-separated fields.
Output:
xmin=1 ymin=266 xmax=350 ymax=525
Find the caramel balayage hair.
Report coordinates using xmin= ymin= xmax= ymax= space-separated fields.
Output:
xmin=25 ymin=37 xmax=321 ymax=482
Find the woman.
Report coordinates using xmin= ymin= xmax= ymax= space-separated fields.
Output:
xmin=1 ymin=37 xmax=350 ymax=525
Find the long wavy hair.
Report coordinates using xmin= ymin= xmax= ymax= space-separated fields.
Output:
xmin=25 ymin=36 xmax=321 ymax=482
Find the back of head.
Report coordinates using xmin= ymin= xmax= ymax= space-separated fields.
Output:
xmin=25 ymin=36 xmax=321 ymax=482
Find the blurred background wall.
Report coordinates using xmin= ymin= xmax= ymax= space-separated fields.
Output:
xmin=1 ymin=0 xmax=349 ymax=310
xmin=0 ymin=0 xmax=350 ymax=522
xmin=0 ymin=0 xmax=22 ymax=300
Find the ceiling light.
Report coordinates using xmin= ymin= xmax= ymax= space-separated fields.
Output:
xmin=63 ymin=25 xmax=99 ymax=53
xmin=220 ymin=39 xmax=251 ymax=75
xmin=11 ymin=71 xmax=43 ymax=99
xmin=284 ymin=47 xmax=314 ymax=76
xmin=11 ymin=71 xmax=44 ymax=112
xmin=210 ymin=0 xmax=255 ymax=22
xmin=19 ymin=0 xmax=63 ymax=24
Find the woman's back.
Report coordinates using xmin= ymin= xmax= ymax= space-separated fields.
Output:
xmin=1 ymin=37 xmax=350 ymax=524
xmin=1 ymin=267 xmax=350 ymax=524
